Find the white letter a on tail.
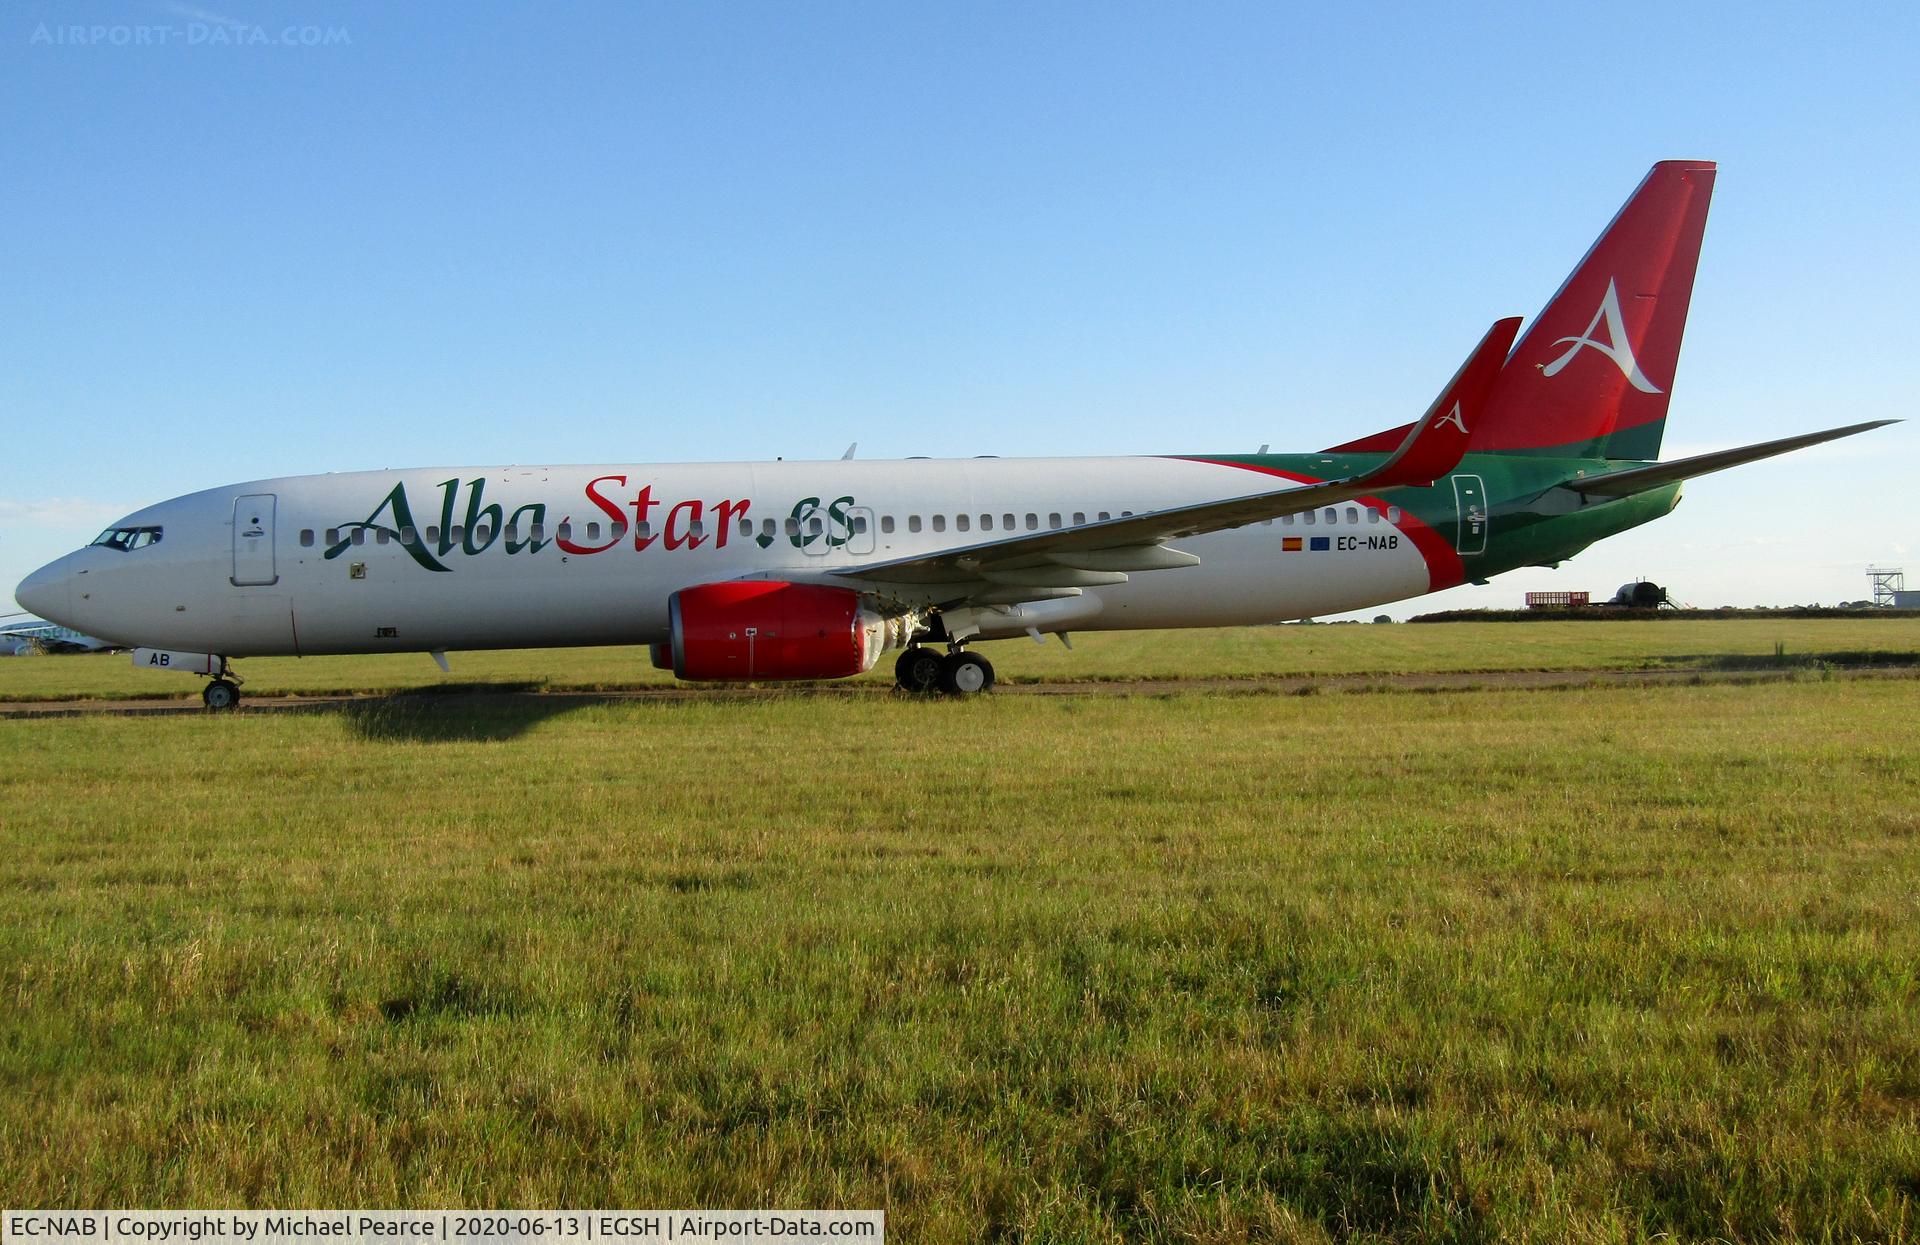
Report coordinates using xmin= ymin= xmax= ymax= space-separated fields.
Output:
xmin=1541 ymin=277 xmax=1662 ymax=393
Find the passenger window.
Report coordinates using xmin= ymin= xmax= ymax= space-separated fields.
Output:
xmin=980 ymin=514 xmax=993 ymax=531
xmin=1324 ymin=509 xmax=1337 ymax=525
xmin=1003 ymin=513 xmax=1016 ymax=530
xmin=761 ymin=518 xmax=777 ymax=540
xmin=325 ymin=528 xmax=340 ymax=545
xmin=1346 ymin=506 xmax=1359 ymax=523
xmin=808 ymin=516 xmax=823 ymax=535
xmin=1072 ymin=512 xmax=1085 ymax=526
xmin=784 ymin=518 xmax=800 ymax=536
xmin=376 ymin=528 xmax=391 ymax=544
xmin=584 ymin=523 xmax=598 ymax=542
xmin=853 ymin=515 xmax=868 ymax=534
xmin=299 ymin=529 xmax=315 ymax=548
xmin=1367 ymin=507 xmax=1381 ymax=524
xmin=529 ymin=523 xmax=544 ymax=542
xmin=908 ymin=516 xmax=923 ymax=533
xmin=932 ymin=515 xmax=946 ymax=532
xmin=1025 ymin=514 xmax=1039 ymax=530
xmin=1282 ymin=514 xmax=1293 ymax=526
xmin=1303 ymin=511 xmax=1315 ymax=526
xmin=636 ymin=522 xmax=652 ymax=542
xmin=1098 ymin=511 xmax=1112 ymax=522
xmin=1048 ymin=513 xmax=1062 ymax=529
xmin=1387 ymin=506 xmax=1401 ymax=523
xmin=738 ymin=518 xmax=753 ymax=537
xmin=554 ymin=523 xmax=570 ymax=541
xmin=956 ymin=514 xmax=971 ymax=532
xmin=880 ymin=516 xmax=895 ymax=534
xmin=352 ymin=527 xmax=367 ymax=546
xmin=690 ymin=520 xmax=706 ymax=539
xmin=401 ymin=526 xmax=419 ymax=543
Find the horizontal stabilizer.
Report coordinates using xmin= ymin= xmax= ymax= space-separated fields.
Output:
xmin=1567 ymin=420 xmax=1898 ymax=497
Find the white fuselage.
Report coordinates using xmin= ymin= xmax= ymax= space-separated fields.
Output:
xmin=20 ymin=456 xmax=1436 ymax=657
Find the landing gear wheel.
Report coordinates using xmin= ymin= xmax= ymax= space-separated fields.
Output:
xmin=202 ymin=679 xmax=241 ymax=711
xmin=939 ymin=650 xmax=995 ymax=696
xmin=894 ymin=647 xmax=945 ymax=694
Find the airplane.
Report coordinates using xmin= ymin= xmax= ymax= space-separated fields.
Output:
xmin=12 ymin=160 xmax=1895 ymax=708
xmin=0 ymin=616 xmax=117 ymax=656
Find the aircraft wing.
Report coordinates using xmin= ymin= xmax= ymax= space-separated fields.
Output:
xmin=1566 ymin=419 xmax=1898 ymax=497
xmin=834 ymin=317 xmax=1519 ymax=596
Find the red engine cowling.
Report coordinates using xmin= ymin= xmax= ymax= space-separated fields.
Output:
xmin=666 ymin=581 xmax=901 ymax=681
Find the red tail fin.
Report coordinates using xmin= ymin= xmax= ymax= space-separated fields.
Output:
xmin=1330 ymin=161 xmax=1715 ymax=460
xmin=1481 ymin=160 xmax=1714 ymax=457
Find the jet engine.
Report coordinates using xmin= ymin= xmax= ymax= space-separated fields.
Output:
xmin=655 ymin=582 xmax=916 ymax=681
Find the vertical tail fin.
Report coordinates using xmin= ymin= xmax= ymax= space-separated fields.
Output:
xmin=1476 ymin=160 xmax=1716 ymax=459
xmin=1325 ymin=161 xmax=1715 ymax=461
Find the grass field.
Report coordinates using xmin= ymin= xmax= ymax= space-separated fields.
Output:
xmin=4 ymin=649 xmax=1919 ymax=1239
xmin=4 ymin=617 xmax=1920 ymax=702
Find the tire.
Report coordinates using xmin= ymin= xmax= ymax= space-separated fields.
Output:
xmin=939 ymin=651 xmax=995 ymax=696
xmin=202 ymin=679 xmax=240 ymax=710
xmin=895 ymin=647 xmax=945 ymax=694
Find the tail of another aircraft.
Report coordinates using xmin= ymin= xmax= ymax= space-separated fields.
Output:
xmin=1331 ymin=160 xmax=1716 ymax=461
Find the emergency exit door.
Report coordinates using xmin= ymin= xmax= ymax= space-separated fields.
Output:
xmin=231 ymin=494 xmax=279 ymax=586
xmin=1451 ymin=474 xmax=1487 ymax=556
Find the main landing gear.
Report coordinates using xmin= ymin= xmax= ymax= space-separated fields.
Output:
xmin=894 ymin=646 xmax=995 ymax=697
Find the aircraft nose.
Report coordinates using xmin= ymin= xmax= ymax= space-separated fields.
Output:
xmin=15 ymin=559 xmax=72 ymax=624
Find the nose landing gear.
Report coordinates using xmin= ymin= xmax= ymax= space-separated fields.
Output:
xmin=201 ymin=678 xmax=242 ymax=710
xmin=199 ymin=658 xmax=243 ymax=711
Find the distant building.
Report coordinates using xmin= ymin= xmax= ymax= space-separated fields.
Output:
xmin=1894 ymin=590 xmax=1920 ymax=610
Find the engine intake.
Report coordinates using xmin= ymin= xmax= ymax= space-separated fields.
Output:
xmin=663 ymin=582 xmax=914 ymax=682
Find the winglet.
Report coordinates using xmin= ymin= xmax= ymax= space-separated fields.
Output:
xmin=1358 ymin=316 xmax=1522 ymax=490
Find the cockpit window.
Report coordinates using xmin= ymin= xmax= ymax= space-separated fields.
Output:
xmin=91 ymin=526 xmax=163 ymax=551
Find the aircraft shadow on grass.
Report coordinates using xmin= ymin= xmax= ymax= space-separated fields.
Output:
xmin=333 ymin=683 xmax=601 ymax=742
xmin=1665 ymin=650 xmax=1920 ymax=672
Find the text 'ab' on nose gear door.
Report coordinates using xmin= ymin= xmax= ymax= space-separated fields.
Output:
xmin=1451 ymin=474 xmax=1487 ymax=556
xmin=231 ymin=493 xmax=279 ymax=586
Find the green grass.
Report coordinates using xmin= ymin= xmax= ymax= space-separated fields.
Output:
xmin=3 ymin=676 xmax=1919 ymax=1240
xmin=4 ymin=617 xmax=1920 ymax=702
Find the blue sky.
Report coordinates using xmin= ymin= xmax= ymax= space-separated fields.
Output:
xmin=5 ymin=0 xmax=1916 ymax=617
